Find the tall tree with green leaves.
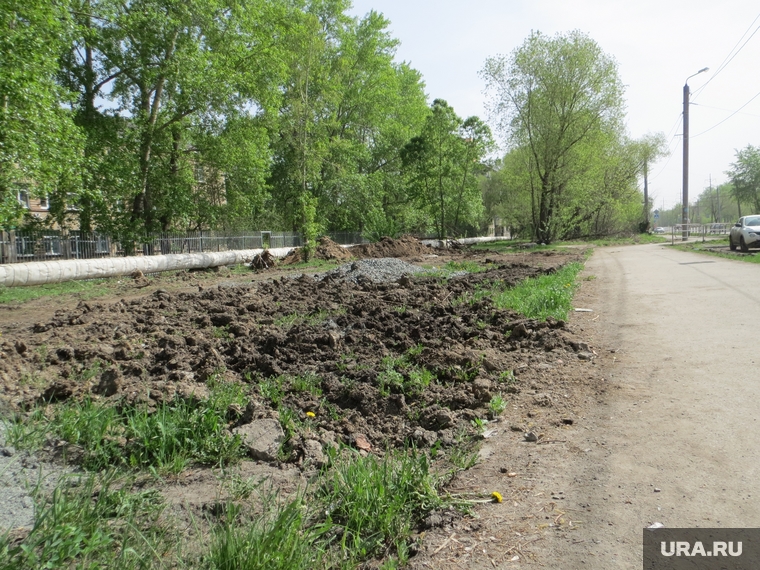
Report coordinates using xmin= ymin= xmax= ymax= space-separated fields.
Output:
xmin=727 ymin=145 xmax=760 ymax=214
xmin=60 ymin=0 xmax=288 ymax=237
xmin=0 ymin=0 xmax=83 ymax=227
xmin=481 ymin=30 xmax=626 ymax=243
xmin=401 ymin=99 xmax=492 ymax=238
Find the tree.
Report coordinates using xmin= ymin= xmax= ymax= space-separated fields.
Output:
xmin=481 ymin=30 xmax=626 ymax=243
xmin=727 ymin=145 xmax=760 ymax=214
xmin=60 ymin=0 xmax=289 ymax=237
xmin=401 ymin=100 xmax=492 ymax=239
xmin=0 ymin=0 xmax=83 ymax=226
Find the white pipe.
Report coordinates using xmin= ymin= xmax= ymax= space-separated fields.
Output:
xmin=0 ymin=248 xmax=294 ymax=287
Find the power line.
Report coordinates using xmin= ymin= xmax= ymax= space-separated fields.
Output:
xmin=692 ymin=102 xmax=760 ymax=118
xmin=691 ymin=88 xmax=760 ymax=138
xmin=692 ymin=12 xmax=760 ymax=100
xmin=649 ymin=115 xmax=683 ymax=182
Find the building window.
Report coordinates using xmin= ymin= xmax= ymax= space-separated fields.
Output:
xmin=17 ymin=189 xmax=30 ymax=209
xmin=39 ymin=195 xmax=49 ymax=210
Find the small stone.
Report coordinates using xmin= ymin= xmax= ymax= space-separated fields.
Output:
xmin=523 ymin=432 xmax=538 ymax=442
xmin=654 ymin=488 xmax=661 ymax=493
xmin=353 ymin=433 xmax=372 ymax=452
xmin=234 ymin=419 xmax=285 ymax=462
xmin=577 ymin=352 xmax=594 ymax=361
xmin=303 ymin=439 xmax=326 ymax=468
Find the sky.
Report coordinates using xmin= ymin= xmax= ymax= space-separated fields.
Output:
xmin=348 ymin=0 xmax=760 ymax=213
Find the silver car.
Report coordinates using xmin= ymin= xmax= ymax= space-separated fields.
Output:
xmin=729 ymin=216 xmax=760 ymax=252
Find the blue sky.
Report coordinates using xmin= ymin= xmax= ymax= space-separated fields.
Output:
xmin=349 ymin=0 xmax=760 ymax=212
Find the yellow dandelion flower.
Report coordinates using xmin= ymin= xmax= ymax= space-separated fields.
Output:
xmin=491 ymin=492 xmax=503 ymax=503
xmin=305 ymin=411 xmax=316 ymax=418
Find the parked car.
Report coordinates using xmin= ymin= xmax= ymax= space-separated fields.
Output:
xmin=729 ymin=216 xmax=760 ymax=252
xmin=653 ymin=227 xmax=666 ymax=234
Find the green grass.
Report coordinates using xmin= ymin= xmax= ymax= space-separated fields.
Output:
xmin=0 ymin=472 xmax=173 ymax=570
xmin=8 ymin=381 xmax=247 ymax=474
xmin=376 ymin=354 xmax=436 ymax=397
xmin=458 ymin=262 xmax=584 ymax=321
xmin=471 ymin=233 xmax=666 ymax=253
xmin=0 ymin=279 xmax=113 ymax=304
xmin=318 ymin=449 xmax=444 ymax=565
xmin=204 ymin=498 xmax=327 ymax=570
xmin=673 ymin=238 xmax=760 ymax=264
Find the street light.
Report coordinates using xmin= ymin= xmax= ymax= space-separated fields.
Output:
xmin=682 ymin=67 xmax=708 ymax=241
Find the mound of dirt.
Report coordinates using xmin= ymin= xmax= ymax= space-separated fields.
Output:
xmin=250 ymin=250 xmax=277 ymax=270
xmin=281 ymin=236 xmax=354 ymax=265
xmin=0 ymin=251 xmax=594 ymax=465
xmin=348 ymin=235 xmax=432 ymax=259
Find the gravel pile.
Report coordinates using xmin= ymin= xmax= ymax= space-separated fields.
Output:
xmin=316 ymin=258 xmax=431 ymax=284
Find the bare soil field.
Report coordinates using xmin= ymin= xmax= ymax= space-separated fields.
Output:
xmin=0 ymin=237 xmax=606 ymax=567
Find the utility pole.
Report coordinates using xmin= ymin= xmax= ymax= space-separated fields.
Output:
xmin=683 ymin=68 xmax=708 ymax=241
xmin=643 ymin=160 xmax=649 ymax=230
xmin=682 ymin=82 xmax=690 ymax=240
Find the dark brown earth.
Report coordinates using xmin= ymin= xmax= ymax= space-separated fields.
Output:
xmin=0 ymin=237 xmax=608 ymax=566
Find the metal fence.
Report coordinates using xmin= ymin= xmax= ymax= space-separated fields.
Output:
xmin=0 ymin=229 xmax=373 ymax=265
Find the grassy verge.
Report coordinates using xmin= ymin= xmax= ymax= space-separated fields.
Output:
xmin=472 ymin=233 xmax=666 ymax=253
xmin=7 ymin=379 xmax=247 ymax=474
xmin=0 ymin=279 xmax=114 ymax=305
xmin=457 ymin=261 xmax=584 ymax=321
xmin=672 ymin=237 xmax=760 ymax=264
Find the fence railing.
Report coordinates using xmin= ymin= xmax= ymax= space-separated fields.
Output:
xmin=0 ymin=229 xmax=372 ymax=265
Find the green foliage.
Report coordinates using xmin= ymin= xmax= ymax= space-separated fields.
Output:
xmin=205 ymin=499 xmax=326 ymax=570
xmin=401 ymin=100 xmax=493 ymax=238
xmin=0 ymin=0 xmax=84 ymax=227
xmin=727 ymin=145 xmax=760 ymax=213
xmin=0 ymin=473 xmax=170 ymax=570
xmin=318 ymin=450 xmax=443 ymax=564
xmin=13 ymin=383 xmax=246 ymax=473
xmin=488 ymin=394 xmax=507 ymax=418
xmin=376 ymin=354 xmax=435 ymax=397
xmin=481 ymin=31 xmax=660 ymax=243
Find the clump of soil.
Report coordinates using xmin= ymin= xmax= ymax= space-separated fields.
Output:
xmin=349 ymin=235 xmax=433 ymax=259
xmin=0 ymin=250 xmax=594 ymax=465
xmin=281 ymin=236 xmax=354 ymax=265
xmin=250 ymin=250 xmax=277 ymax=270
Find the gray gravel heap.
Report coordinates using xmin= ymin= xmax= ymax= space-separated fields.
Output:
xmin=316 ymin=257 xmax=438 ymax=284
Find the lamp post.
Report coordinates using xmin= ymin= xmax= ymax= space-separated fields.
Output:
xmin=682 ymin=67 xmax=708 ymax=241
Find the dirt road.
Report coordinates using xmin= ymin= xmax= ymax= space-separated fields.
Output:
xmin=536 ymin=243 xmax=760 ymax=567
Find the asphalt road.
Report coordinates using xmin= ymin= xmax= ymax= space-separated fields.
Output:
xmin=540 ymin=242 xmax=760 ymax=568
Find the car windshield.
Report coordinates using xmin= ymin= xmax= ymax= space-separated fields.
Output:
xmin=746 ymin=216 xmax=760 ymax=227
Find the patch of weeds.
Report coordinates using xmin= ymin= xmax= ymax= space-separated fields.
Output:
xmin=449 ymin=445 xmax=480 ymax=471
xmin=212 ymin=325 xmax=234 ymax=341
xmin=0 ymin=279 xmax=112 ymax=305
xmin=259 ymin=376 xmax=286 ymax=408
xmin=448 ymin=428 xmax=480 ymax=472
xmin=444 ymin=260 xmax=488 ymax=274
xmin=290 ymin=373 xmax=323 ymax=397
xmin=223 ymin=474 xmax=264 ymax=501
xmin=393 ymin=305 xmax=408 ymax=314
xmin=405 ymin=344 xmax=425 ymax=358
xmin=204 ymin=496 xmax=327 ymax=570
xmin=489 ymin=262 xmax=584 ymax=321
xmin=19 ymin=371 xmax=46 ymax=389
xmin=488 ymin=394 xmax=507 ymax=418
xmin=14 ymin=387 xmax=245 ymax=474
xmin=376 ymin=354 xmax=436 ymax=397
xmin=318 ymin=449 xmax=445 ymax=565
xmin=470 ymin=417 xmax=487 ymax=433
xmin=0 ymin=472 xmax=172 ymax=569
xmin=5 ymin=407 xmax=50 ymax=450
xmin=497 ymin=370 xmax=516 ymax=385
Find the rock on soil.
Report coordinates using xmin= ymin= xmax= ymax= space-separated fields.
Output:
xmin=234 ymin=419 xmax=285 ymax=462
